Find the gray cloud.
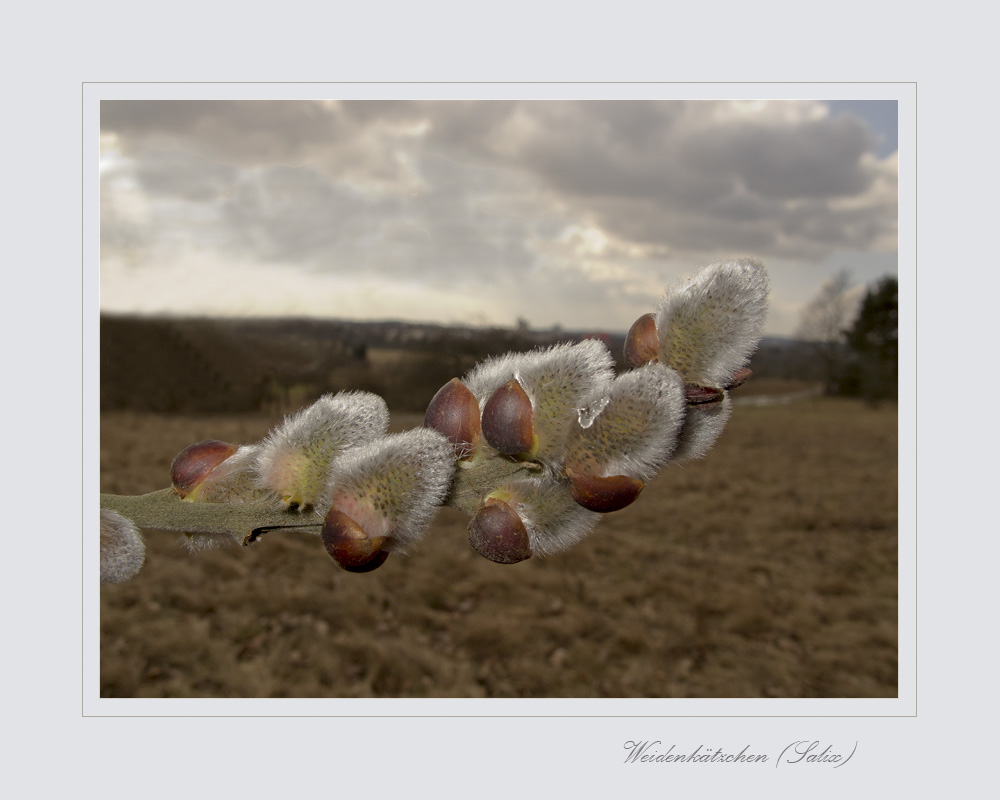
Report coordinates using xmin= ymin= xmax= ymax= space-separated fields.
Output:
xmin=492 ymin=101 xmax=724 ymax=204
xmin=100 ymin=99 xmax=897 ymax=330
xmin=153 ymin=149 xmax=541 ymax=286
xmin=219 ymin=165 xmax=361 ymax=264
xmin=102 ymin=100 xmax=347 ymax=164
xmin=471 ymin=101 xmax=894 ymax=258
xmin=131 ymin=148 xmax=240 ymax=201
xmin=780 ymin=197 xmax=893 ymax=249
xmin=683 ymin=114 xmax=877 ymax=199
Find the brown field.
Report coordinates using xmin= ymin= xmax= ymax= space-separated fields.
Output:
xmin=99 ymin=381 xmax=897 ymax=698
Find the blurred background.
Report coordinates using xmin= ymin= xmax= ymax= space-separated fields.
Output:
xmin=99 ymin=99 xmax=898 ymax=698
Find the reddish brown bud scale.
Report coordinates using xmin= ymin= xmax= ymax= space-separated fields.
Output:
xmin=684 ymin=384 xmax=726 ymax=405
xmin=321 ymin=507 xmax=389 ymax=572
xmin=566 ymin=469 xmax=645 ymax=513
xmin=624 ymin=313 xmax=659 ymax=368
xmin=726 ymin=367 xmax=753 ymax=390
xmin=481 ymin=378 xmax=536 ymax=457
xmin=170 ymin=440 xmax=239 ymax=498
xmin=468 ymin=498 xmax=532 ymax=564
xmin=424 ymin=378 xmax=482 ymax=457
xmin=340 ymin=550 xmax=390 ymax=573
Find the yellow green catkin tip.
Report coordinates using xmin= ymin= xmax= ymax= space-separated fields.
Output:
xmin=257 ymin=391 xmax=389 ymax=511
xmin=656 ymin=258 xmax=769 ymax=387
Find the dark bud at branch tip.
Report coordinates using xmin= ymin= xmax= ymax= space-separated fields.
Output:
xmin=468 ymin=498 xmax=532 ymax=564
xmin=170 ymin=440 xmax=239 ymax=498
xmin=424 ymin=378 xmax=482 ymax=457
xmin=340 ymin=550 xmax=390 ymax=573
xmin=481 ymin=378 xmax=536 ymax=457
xmin=321 ymin=507 xmax=389 ymax=572
xmin=624 ymin=313 xmax=659 ymax=368
xmin=567 ymin=469 xmax=645 ymax=513
xmin=684 ymin=385 xmax=726 ymax=405
xmin=726 ymin=367 xmax=752 ymax=390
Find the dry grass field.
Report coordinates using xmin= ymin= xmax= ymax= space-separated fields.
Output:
xmin=99 ymin=379 xmax=897 ymax=699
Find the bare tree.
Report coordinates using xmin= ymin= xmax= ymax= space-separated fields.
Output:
xmin=796 ymin=269 xmax=857 ymax=393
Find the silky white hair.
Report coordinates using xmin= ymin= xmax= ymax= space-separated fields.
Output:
xmin=566 ymin=362 xmax=686 ymax=480
xmin=498 ymin=477 xmax=601 ymax=557
xmin=256 ymin=391 xmax=389 ymax=509
xmin=464 ymin=340 xmax=615 ymax=468
xmin=656 ymin=258 xmax=769 ymax=387
xmin=100 ymin=509 xmax=146 ymax=584
xmin=323 ymin=427 xmax=455 ymax=552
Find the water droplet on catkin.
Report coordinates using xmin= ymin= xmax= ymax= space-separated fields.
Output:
xmin=577 ymin=396 xmax=610 ymax=429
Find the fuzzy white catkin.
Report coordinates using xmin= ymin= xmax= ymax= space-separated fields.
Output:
xmin=499 ymin=478 xmax=601 ymax=557
xmin=100 ymin=509 xmax=146 ymax=584
xmin=670 ymin=394 xmax=733 ymax=463
xmin=463 ymin=340 xmax=615 ymax=466
xmin=256 ymin=391 xmax=390 ymax=508
xmin=566 ymin=362 xmax=686 ymax=480
xmin=656 ymin=258 xmax=769 ymax=387
xmin=324 ymin=427 xmax=456 ymax=552
xmin=517 ymin=340 xmax=615 ymax=455
xmin=462 ymin=350 xmax=536 ymax=406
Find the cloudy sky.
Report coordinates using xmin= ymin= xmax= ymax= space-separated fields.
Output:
xmin=99 ymin=99 xmax=897 ymax=337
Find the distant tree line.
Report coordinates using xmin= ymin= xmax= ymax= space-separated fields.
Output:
xmin=797 ymin=272 xmax=898 ymax=401
xmin=100 ymin=315 xmax=612 ymax=414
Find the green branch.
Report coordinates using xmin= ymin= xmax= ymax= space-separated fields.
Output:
xmin=100 ymin=454 xmax=536 ymax=545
